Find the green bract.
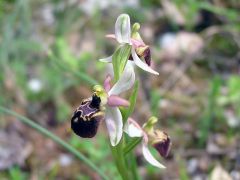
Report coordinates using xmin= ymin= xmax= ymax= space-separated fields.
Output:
xmin=112 ymin=44 xmax=131 ymax=81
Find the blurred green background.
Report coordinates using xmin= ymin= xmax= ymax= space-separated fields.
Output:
xmin=0 ymin=0 xmax=240 ymax=179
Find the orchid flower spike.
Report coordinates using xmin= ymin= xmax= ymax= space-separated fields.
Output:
xmin=100 ymin=14 xmax=159 ymax=75
xmin=93 ymin=65 xmax=135 ymax=146
xmin=124 ymin=117 xmax=171 ymax=168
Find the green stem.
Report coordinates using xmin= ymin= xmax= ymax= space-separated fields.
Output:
xmin=110 ymin=44 xmax=134 ymax=179
xmin=111 ymin=140 xmax=130 ymax=179
xmin=123 ymin=137 xmax=142 ymax=156
xmin=127 ymin=151 xmax=140 ymax=180
xmin=0 ymin=106 xmax=108 ymax=180
xmin=125 ymin=135 xmax=140 ymax=180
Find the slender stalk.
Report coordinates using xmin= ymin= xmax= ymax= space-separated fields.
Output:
xmin=125 ymin=135 xmax=140 ymax=180
xmin=124 ymin=137 xmax=142 ymax=156
xmin=110 ymin=139 xmax=130 ymax=179
xmin=110 ymin=45 xmax=133 ymax=179
xmin=0 ymin=106 xmax=108 ymax=180
xmin=127 ymin=151 xmax=139 ymax=180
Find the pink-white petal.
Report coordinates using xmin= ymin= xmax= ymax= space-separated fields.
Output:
xmin=124 ymin=118 xmax=143 ymax=137
xmin=107 ymin=95 xmax=130 ymax=107
xmin=104 ymin=75 xmax=112 ymax=92
xmin=108 ymin=62 xmax=135 ymax=95
xmin=131 ymin=48 xmax=159 ymax=75
xmin=142 ymin=143 xmax=166 ymax=169
xmin=105 ymin=107 xmax=123 ymax=146
xmin=115 ymin=14 xmax=131 ymax=44
xmin=99 ymin=56 xmax=112 ymax=63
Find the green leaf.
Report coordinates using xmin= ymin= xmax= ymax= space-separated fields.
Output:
xmin=9 ymin=166 xmax=28 ymax=180
xmin=150 ymin=89 xmax=161 ymax=117
xmin=122 ymin=81 xmax=139 ymax=123
xmin=228 ymin=76 xmax=240 ymax=98
xmin=198 ymin=76 xmax=221 ymax=147
xmin=112 ymin=44 xmax=131 ymax=81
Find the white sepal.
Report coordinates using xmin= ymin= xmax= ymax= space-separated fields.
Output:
xmin=142 ymin=143 xmax=166 ymax=169
xmin=105 ymin=107 xmax=123 ymax=146
xmin=131 ymin=48 xmax=159 ymax=75
xmin=115 ymin=14 xmax=131 ymax=44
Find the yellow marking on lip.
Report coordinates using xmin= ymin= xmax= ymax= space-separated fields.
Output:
xmin=92 ymin=111 xmax=104 ymax=118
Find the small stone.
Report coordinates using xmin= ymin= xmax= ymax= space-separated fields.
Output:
xmin=28 ymin=78 xmax=42 ymax=93
xmin=210 ymin=165 xmax=232 ymax=180
xmin=230 ymin=170 xmax=240 ymax=180
xmin=59 ymin=154 xmax=73 ymax=167
xmin=187 ymin=158 xmax=198 ymax=174
xmin=198 ymin=156 xmax=210 ymax=172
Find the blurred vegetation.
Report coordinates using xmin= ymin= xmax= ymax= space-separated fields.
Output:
xmin=0 ymin=0 xmax=240 ymax=179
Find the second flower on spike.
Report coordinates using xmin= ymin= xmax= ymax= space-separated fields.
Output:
xmin=100 ymin=14 xmax=159 ymax=75
xmin=124 ymin=116 xmax=171 ymax=168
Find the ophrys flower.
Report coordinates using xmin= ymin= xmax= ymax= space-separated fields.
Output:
xmin=124 ymin=117 xmax=171 ymax=168
xmin=71 ymin=63 xmax=135 ymax=146
xmin=100 ymin=14 xmax=159 ymax=75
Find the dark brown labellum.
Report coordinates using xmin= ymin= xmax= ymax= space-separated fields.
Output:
xmin=152 ymin=132 xmax=171 ymax=158
xmin=143 ymin=47 xmax=151 ymax=66
xmin=71 ymin=94 xmax=103 ymax=138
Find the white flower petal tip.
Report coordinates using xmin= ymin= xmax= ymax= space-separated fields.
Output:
xmin=115 ymin=14 xmax=131 ymax=44
xmin=142 ymin=143 xmax=166 ymax=169
xmin=131 ymin=48 xmax=159 ymax=75
xmin=105 ymin=107 xmax=123 ymax=146
xmin=99 ymin=56 xmax=113 ymax=63
xmin=104 ymin=75 xmax=112 ymax=92
xmin=124 ymin=119 xmax=143 ymax=137
xmin=108 ymin=95 xmax=130 ymax=107
xmin=106 ymin=34 xmax=116 ymax=39
xmin=108 ymin=63 xmax=135 ymax=95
